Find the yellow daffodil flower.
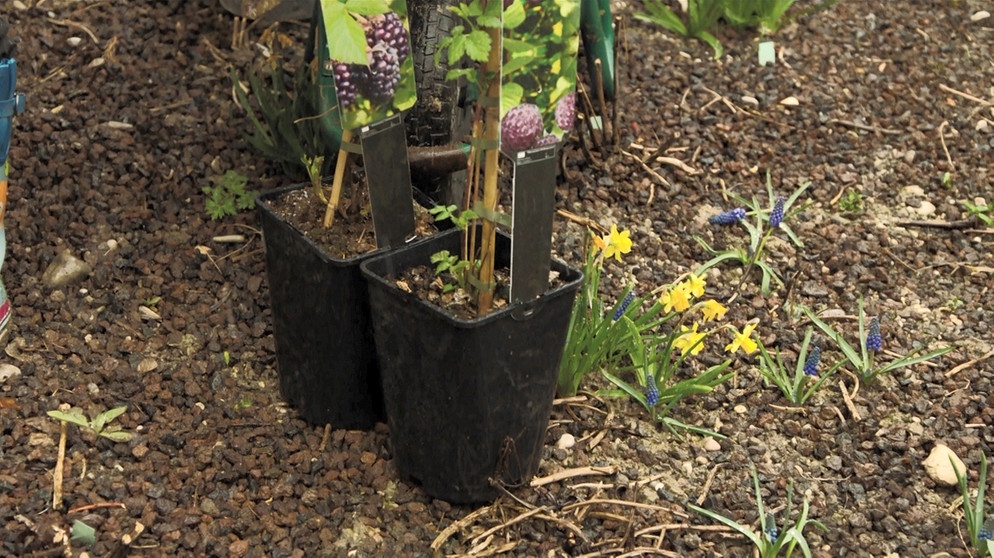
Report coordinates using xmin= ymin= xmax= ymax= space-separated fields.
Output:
xmin=684 ymin=273 xmax=706 ymax=298
xmin=700 ymin=299 xmax=728 ymax=322
xmin=673 ymin=323 xmax=707 ymax=356
xmin=725 ymin=323 xmax=758 ymax=355
xmin=660 ymin=283 xmax=691 ymax=313
xmin=601 ymin=225 xmax=632 ymax=262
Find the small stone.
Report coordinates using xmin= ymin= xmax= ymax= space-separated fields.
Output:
xmin=742 ymin=95 xmax=759 ymax=106
xmin=702 ymin=437 xmax=721 ymax=452
xmin=67 ymin=37 xmax=83 ymax=47
xmin=556 ymin=433 xmax=576 ymax=450
xmin=976 ymin=119 xmax=989 ymax=133
xmin=199 ymin=498 xmax=220 ymax=516
xmin=922 ymin=443 xmax=965 ymax=486
xmin=907 ymin=421 xmax=924 ymax=436
xmin=228 ymin=539 xmax=249 ymax=557
xmin=780 ymin=96 xmax=799 ymax=106
xmin=42 ymin=251 xmax=93 ymax=288
xmin=733 ymin=405 xmax=747 ymax=414
xmin=137 ymin=358 xmax=158 ymax=373
xmin=132 ymin=445 xmax=149 ymax=459
xmin=915 ymin=200 xmax=937 ymax=217
xmin=0 ymin=363 xmax=21 ymax=383
xmin=971 ymin=10 xmax=990 ymax=22
xmin=802 ymin=283 xmax=830 ymax=297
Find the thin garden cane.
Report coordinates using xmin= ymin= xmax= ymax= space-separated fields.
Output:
xmin=474 ymin=18 xmax=503 ymax=313
xmin=323 ymin=128 xmax=353 ymax=228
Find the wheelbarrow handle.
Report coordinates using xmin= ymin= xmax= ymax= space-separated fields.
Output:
xmin=580 ymin=0 xmax=615 ymax=101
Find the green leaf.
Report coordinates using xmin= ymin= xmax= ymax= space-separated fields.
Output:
xmin=99 ymin=430 xmax=134 ymax=443
xmin=324 ymin=3 xmax=368 ymax=64
xmin=687 ymin=503 xmax=763 ymax=546
xmin=502 ymin=0 xmax=525 ymax=29
xmin=500 ymin=82 xmax=524 ymax=118
xmin=343 ymin=0 xmax=390 ymax=16
xmin=47 ymin=409 xmax=91 ymax=429
xmin=464 ymin=29 xmax=493 ymax=63
xmin=71 ymin=520 xmax=96 ymax=546
xmin=92 ymin=405 xmax=128 ymax=433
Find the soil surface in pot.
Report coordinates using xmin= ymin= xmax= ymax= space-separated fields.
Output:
xmin=1 ymin=1 xmax=992 ymax=557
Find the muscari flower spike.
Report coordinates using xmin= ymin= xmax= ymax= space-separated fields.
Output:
xmin=803 ymin=345 xmax=821 ymax=376
xmin=709 ymin=207 xmax=747 ymax=225
xmin=978 ymin=518 xmax=993 ymax=541
xmin=764 ymin=512 xmax=779 ymax=542
xmin=770 ymin=196 xmax=786 ymax=228
xmin=613 ymin=290 xmax=636 ymax=321
xmin=645 ymin=374 xmax=659 ymax=407
xmin=866 ymin=316 xmax=882 ymax=352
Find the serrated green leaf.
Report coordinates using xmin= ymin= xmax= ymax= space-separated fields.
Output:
xmin=71 ymin=520 xmax=96 ymax=546
xmin=446 ymin=33 xmax=467 ymax=65
xmin=323 ymin=3 xmax=368 ymax=64
xmin=344 ymin=0 xmax=390 ymax=16
xmin=464 ymin=29 xmax=493 ymax=63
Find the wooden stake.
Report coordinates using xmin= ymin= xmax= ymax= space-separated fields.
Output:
xmin=476 ymin=20 xmax=503 ymax=314
xmin=323 ymin=128 xmax=353 ymax=229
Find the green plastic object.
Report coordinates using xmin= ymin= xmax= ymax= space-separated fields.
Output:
xmin=580 ymin=0 xmax=615 ymax=101
xmin=305 ymin=1 xmax=344 ymax=153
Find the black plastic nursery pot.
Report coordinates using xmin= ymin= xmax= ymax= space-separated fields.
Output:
xmin=257 ymin=184 xmax=384 ymax=429
xmin=360 ymin=227 xmax=583 ymax=503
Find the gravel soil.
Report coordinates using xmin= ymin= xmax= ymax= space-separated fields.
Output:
xmin=1 ymin=0 xmax=992 ymax=556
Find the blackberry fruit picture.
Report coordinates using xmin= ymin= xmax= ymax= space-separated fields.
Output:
xmin=555 ymin=92 xmax=576 ymax=132
xmin=359 ymin=45 xmax=402 ymax=104
xmin=364 ymin=12 xmax=410 ymax=63
xmin=501 ymin=103 xmax=544 ymax=153
xmin=332 ymin=61 xmax=361 ymax=108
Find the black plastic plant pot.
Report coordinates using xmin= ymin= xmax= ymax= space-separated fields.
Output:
xmin=257 ymin=184 xmax=384 ymax=429
xmin=360 ymin=226 xmax=583 ymax=503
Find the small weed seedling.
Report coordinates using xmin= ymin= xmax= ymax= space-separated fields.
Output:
xmin=952 ymin=452 xmax=994 ymax=557
xmin=838 ymin=189 xmax=863 ymax=213
xmin=688 ymin=467 xmax=827 ymax=558
xmin=203 ymin=170 xmax=257 ymax=220
xmin=802 ymin=297 xmax=953 ymax=384
xmin=963 ymin=198 xmax=994 ymax=227
xmin=757 ymin=327 xmax=843 ymax=405
xmin=47 ymin=405 xmax=133 ymax=442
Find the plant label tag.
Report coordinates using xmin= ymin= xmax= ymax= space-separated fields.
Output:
xmin=509 ymin=144 xmax=558 ymax=303
xmin=360 ymin=113 xmax=416 ymax=248
xmin=758 ymin=41 xmax=776 ymax=66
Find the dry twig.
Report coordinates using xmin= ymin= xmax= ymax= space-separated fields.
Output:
xmin=945 ymin=349 xmax=994 ymax=378
xmin=530 ymin=466 xmax=617 ymax=488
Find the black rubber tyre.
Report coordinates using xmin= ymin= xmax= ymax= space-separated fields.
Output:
xmin=405 ymin=0 xmax=468 ymax=205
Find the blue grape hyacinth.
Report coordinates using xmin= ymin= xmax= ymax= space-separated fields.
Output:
xmin=613 ymin=290 xmax=636 ymax=321
xmin=645 ymin=374 xmax=659 ymax=407
xmin=764 ymin=513 xmax=779 ymax=542
xmin=770 ymin=196 xmax=786 ymax=228
xmin=866 ymin=316 xmax=882 ymax=351
xmin=709 ymin=207 xmax=747 ymax=225
xmin=978 ymin=518 xmax=993 ymax=541
xmin=803 ymin=346 xmax=821 ymax=376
